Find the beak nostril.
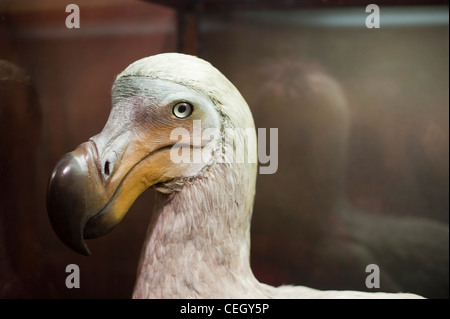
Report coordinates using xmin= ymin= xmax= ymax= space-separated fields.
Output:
xmin=104 ymin=161 xmax=110 ymax=176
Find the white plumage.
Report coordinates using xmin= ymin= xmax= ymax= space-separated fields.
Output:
xmin=112 ymin=53 xmax=423 ymax=299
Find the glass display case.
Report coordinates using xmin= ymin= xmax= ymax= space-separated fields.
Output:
xmin=0 ymin=0 xmax=448 ymax=299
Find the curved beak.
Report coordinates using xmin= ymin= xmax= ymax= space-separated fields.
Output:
xmin=47 ymin=137 xmax=167 ymax=256
xmin=47 ymin=141 xmax=104 ymax=256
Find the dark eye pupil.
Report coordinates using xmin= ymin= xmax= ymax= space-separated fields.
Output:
xmin=178 ymin=104 xmax=186 ymax=113
xmin=173 ymin=102 xmax=193 ymax=118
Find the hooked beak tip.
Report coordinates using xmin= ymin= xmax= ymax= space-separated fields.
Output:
xmin=46 ymin=146 xmax=97 ymax=256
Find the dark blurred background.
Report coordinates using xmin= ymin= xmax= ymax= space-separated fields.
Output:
xmin=0 ymin=0 xmax=448 ymax=298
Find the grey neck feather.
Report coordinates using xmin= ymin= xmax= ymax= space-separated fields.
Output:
xmin=132 ymin=162 xmax=270 ymax=298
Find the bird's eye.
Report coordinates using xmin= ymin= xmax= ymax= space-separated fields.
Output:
xmin=173 ymin=102 xmax=193 ymax=119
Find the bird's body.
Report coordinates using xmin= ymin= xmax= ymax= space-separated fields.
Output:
xmin=47 ymin=53 xmax=424 ymax=298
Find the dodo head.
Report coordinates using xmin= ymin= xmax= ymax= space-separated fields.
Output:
xmin=47 ymin=53 xmax=256 ymax=256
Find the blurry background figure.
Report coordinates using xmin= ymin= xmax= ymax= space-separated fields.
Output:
xmin=0 ymin=59 xmax=42 ymax=298
xmin=239 ymin=57 xmax=448 ymax=298
xmin=201 ymin=9 xmax=449 ymax=298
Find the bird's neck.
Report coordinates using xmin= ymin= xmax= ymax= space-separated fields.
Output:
xmin=133 ymin=162 xmax=264 ymax=298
